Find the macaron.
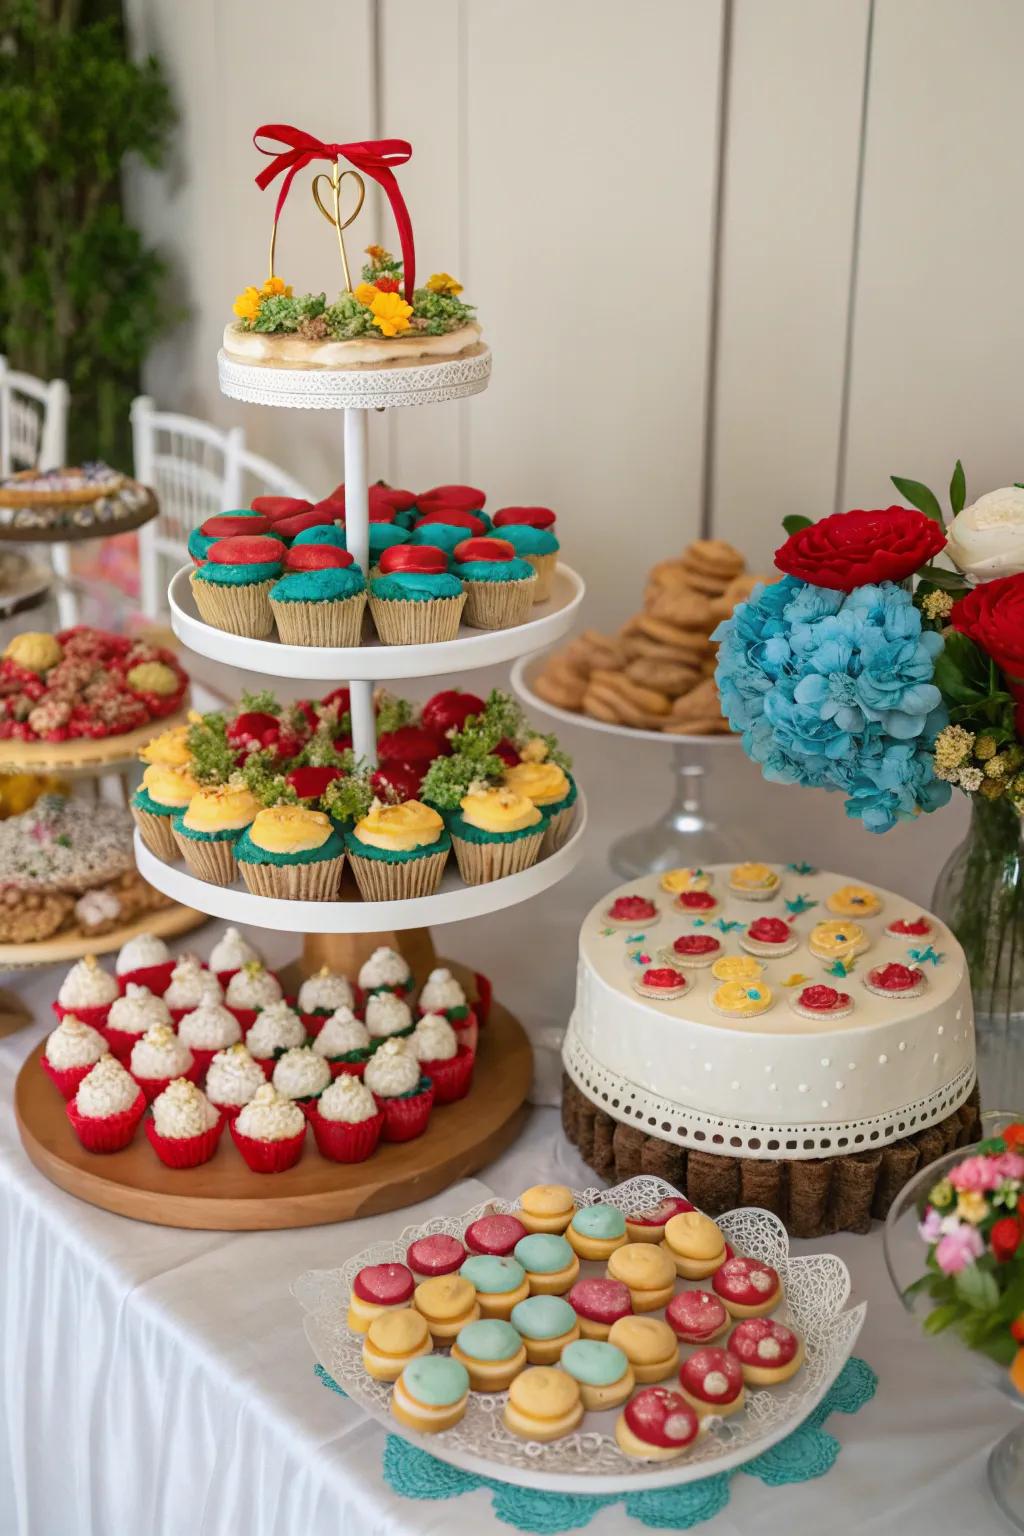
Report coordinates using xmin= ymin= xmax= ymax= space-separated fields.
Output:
xmin=361 ymin=1307 xmax=432 ymax=1382
xmin=615 ymin=1387 xmax=699 ymax=1462
xmin=492 ymin=506 xmax=556 ymax=530
xmin=661 ymin=1211 xmax=728 ymax=1280
xmin=281 ymin=543 xmax=354 ymax=572
xmin=391 ymin=1355 xmax=470 ymax=1434
xmin=513 ymin=1233 xmax=580 ymax=1296
xmin=606 ymin=1315 xmax=679 ymax=1384
xmin=567 ymin=1277 xmax=633 ymax=1340
xmin=566 ymin=1203 xmax=628 ymax=1261
xmin=458 ymin=1255 xmax=529 ymax=1320
xmin=417 ymin=484 xmax=486 ymax=514
xmin=452 ymin=535 xmax=517 ymax=565
xmin=206 ymin=534 xmax=286 ymax=567
xmin=678 ymin=1346 xmax=745 ymax=1419
xmin=516 ymin=1183 xmax=577 ymax=1234
xmin=250 ymin=496 xmax=312 ymax=519
xmin=413 ymin=1273 xmax=480 ymax=1341
xmin=464 ymin=1213 xmax=527 ymax=1256
xmin=606 ymin=1242 xmax=676 ymax=1312
xmin=503 ymin=1366 xmax=583 ymax=1443
xmin=666 ymin=1289 xmax=730 ymax=1344
xmin=347 ymin=1262 xmax=415 ymax=1333
xmin=727 ymin=1317 xmax=804 ymax=1386
xmin=509 ymin=1294 xmax=580 ymax=1365
xmin=625 ymin=1195 xmax=695 ymax=1244
xmin=406 ymin=1233 xmax=467 ymax=1278
xmin=559 ymin=1339 xmax=634 ymax=1411
xmin=450 ymin=1317 xmax=527 ymax=1392
xmin=711 ymin=1255 xmax=783 ymax=1318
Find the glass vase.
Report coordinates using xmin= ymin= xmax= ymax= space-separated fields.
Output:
xmin=932 ymin=793 xmax=1024 ymax=1105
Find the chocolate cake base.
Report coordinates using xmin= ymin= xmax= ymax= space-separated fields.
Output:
xmin=561 ymin=1075 xmax=981 ymax=1238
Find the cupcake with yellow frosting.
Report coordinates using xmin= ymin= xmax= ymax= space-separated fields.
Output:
xmin=235 ymin=803 xmax=346 ymax=901
xmin=131 ymin=762 xmax=201 ymax=862
xmin=172 ymin=780 xmax=261 ymax=886
xmin=138 ymin=717 xmax=196 ymax=769
xmin=447 ymin=783 xmax=548 ymax=885
xmin=344 ymin=797 xmax=451 ymax=902
xmin=502 ymin=743 xmax=577 ymax=856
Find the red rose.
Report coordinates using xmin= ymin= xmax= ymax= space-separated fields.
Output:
xmin=992 ymin=1217 xmax=1023 ymax=1262
xmin=951 ymin=575 xmax=1024 ymax=719
xmin=774 ymin=508 xmax=946 ymax=591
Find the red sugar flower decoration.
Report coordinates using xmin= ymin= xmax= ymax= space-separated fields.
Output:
xmin=374 ymin=277 xmax=400 ymax=293
xmin=775 ymin=507 xmax=946 ymax=592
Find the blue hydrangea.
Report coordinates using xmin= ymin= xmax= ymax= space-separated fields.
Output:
xmin=713 ymin=576 xmax=951 ymax=832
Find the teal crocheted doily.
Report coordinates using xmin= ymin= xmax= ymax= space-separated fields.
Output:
xmin=315 ymin=1355 xmax=876 ymax=1533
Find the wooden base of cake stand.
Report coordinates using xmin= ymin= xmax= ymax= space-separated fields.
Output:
xmin=15 ymin=967 xmax=532 ymax=1231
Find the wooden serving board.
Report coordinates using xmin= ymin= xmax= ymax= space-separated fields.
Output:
xmin=0 ymin=706 xmax=191 ymax=776
xmin=14 ymin=989 xmax=532 ymax=1231
xmin=0 ymin=902 xmax=207 ymax=973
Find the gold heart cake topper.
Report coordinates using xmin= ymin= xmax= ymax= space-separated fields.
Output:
xmin=267 ymin=160 xmax=366 ymax=293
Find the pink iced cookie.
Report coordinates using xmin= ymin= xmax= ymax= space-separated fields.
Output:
xmin=727 ymin=1316 xmax=803 ymax=1384
xmin=625 ymin=1195 xmax=694 ymax=1244
xmin=712 ymin=1255 xmax=782 ymax=1317
xmin=464 ymin=1214 xmax=527 ymax=1256
xmin=679 ymin=1346 xmax=745 ymax=1416
xmin=666 ymin=1288 xmax=729 ymax=1343
xmin=406 ymin=1234 xmax=467 ymax=1277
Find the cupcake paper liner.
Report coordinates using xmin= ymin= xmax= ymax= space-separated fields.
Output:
xmin=102 ymin=1023 xmax=153 ymax=1062
xmin=418 ymin=1004 xmax=479 ymax=1054
xmin=368 ymin=592 xmax=466 ymax=645
xmin=207 ymin=1097 xmax=247 ymax=1121
xmin=130 ymin=803 xmax=180 ymax=862
xmin=474 ymin=971 xmax=493 ymax=1026
xmin=52 ymin=999 xmax=113 ymax=1030
xmin=300 ymin=1011 xmax=330 ymax=1037
xmin=41 ymin=1055 xmax=99 ymax=1101
xmin=214 ymin=968 xmax=242 ymax=988
xmin=177 ymin=1044 xmax=223 ymax=1078
xmin=327 ymin=1055 xmax=368 ymax=1078
xmin=347 ymin=847 xmax=449 ymax=902
xmin=189 ymin=570 xmax=276 ymax=638
xmin=450 ymin=829 xmax=545 ymax=885
xmin=239 ymin=852 xmax=345 ymax=902
xmin=524 ymin=550 xmax=558 ymax=602
xmin=229 ymin=1118 xmax=306 ymax=1172
xmin=307 ymin=1106 xmax=384 ymax=1163
xmin=461 ymin=575 xmax=536 ymax=630
xmin=373 ymin=1082 xmax=435 ymax=1143
xmin=270 ymin=591 xmax=368 ymax=647
xmin=419 ymin=1045 xmax=475 ymax=1105
xmin=145 ymin=1114 xmax=225 ymax=1168
xmin=132 ymin=1056 xmax=204 ymax=1104
xmin=172 ymin=830 xmax=239 ymax=887
xmin=117 ymin=961 xmax=176 ymax=996
xmin=541 ymin=802 xmax=577 ymax=858
xmin=66 ymin=1089 xmax=146 ymax=1153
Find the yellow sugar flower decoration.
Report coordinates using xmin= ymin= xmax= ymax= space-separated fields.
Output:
xmin=261 ymin=276 xmax=293 ymax=298
xmin=233 ymin=285 xmax=263 ymax=323
xmin=354 ymin=282 xmax=380 ymax=307
xmin=426 ymin=272 xmax=463 ymax=296
xmin=369 ymin=290 xmax=413 ymax=337
xmin=365 ymin=244 xmax=393 ymax=264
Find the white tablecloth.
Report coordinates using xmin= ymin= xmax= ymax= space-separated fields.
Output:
xmin=0 ymin=717 xmax=1008 ymax=1536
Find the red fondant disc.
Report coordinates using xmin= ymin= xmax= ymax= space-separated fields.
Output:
xmin=378 ymin=544 xmax=447 ymax=576
xmin=201 ymin=514 xmax=271 ymax=538
xmin=453 ymin=536 xmax=515 ymax=564
xmin=492 ymin=506 xmax=557 ymax=529
xmin=282 ymin=544 xmax=353 ymax=572
xmin=207 ymin=535 xmax=285 ymax=566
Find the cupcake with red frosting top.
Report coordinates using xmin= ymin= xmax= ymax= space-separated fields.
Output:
xmin=188 ymin=512 xmax=271 ymax=564
xmin=368 ymin=543 xmax=466 ymax=645
xmin=666 ymin=1289 xmax=730 ymax=1344
xmin=672 ymin=889 xmax=719 ymax=916
xmin=491 ymin=507 xmax=560 ymax=601
xmin=741 ymin=916 xmax=798 ymax=958
xmin=865 ymin=961 xmax=927 ymax=999
xmin=727 ymin=1317 xmax=804 ymax=1385
xmin=885 ymin=914 xmax=933 ymax=939
xmin=678 ymin=1345 xmax=745 ymax=1418
xmin=604 ymin=894 xmax=659 ymax=928
xmin=269 ymin=544 xmax=367 ymax=647
xmin=662 ymin=933 xmax=721 ymax=968
xmin=409 ymin=508 xmax=488 ymax=554
xmin=632 ymin=966 xmax=689 ymax=1002
xmin=451 ymin=536 xmax=537 ymax=629
xmin=250 ymin=496 xmax=312 ymax=520
xmin=190 ymin=534 xmax=285 ymax=638
xmin=417 ymin=483 xmax=487 ymax=519
xmin=615 ymin=1387 xmax=699 ymax=1461
xmin=711 ymin=1255 xmax=782 ymax=1318
xmin=567 ymin=1277 xmax=633 ymax=1340
xmin=790 ymin=983 xmax=853 ymax=1021
xmin=271 ymin=509 xmax=341 ymax=543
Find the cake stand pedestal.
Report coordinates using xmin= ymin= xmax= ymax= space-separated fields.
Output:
xmin=512 ymin=653 xmax=739 ymax=877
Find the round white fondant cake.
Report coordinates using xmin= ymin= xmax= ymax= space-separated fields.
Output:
xmin=564 ymin=863 xmax=975 ymax=1161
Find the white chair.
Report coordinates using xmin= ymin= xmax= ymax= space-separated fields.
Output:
xmin=0 ymin=355 xmax=74 ymax=626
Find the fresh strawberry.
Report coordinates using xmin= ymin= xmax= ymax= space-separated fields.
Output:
xmin=420 ymin=689 xmax=485 ymax=735
xmin=287 ymin=764 xmax=344 ymax=800
xmin=376 ymin=725 xmax=451 ymax=768
xmin=320 ymin=686 xmax=351 ymax=716
xmin=371 ymin=762 xmax=423 ymax=803
xmin=494 ymin=737 xmax=521 ymax=766
xmin=227 ymin=711 xmax=281 ymax=751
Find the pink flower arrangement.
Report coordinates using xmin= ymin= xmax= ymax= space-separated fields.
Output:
xmin=947 ymin=1155 xmax=1004 ymax=1192
xmin=935 ymin=1221 xmax=986 ymax=1274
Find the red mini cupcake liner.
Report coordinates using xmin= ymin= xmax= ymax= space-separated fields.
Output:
xmin=250 ymin=1056 xmax=276 ymax=1080
xmin=301 ymin=1011 xmax=329 ymax=1037
xmin=207 ymin=1097 xmax=246 ymax=1122
xmin=145 ymin=1114 xmax=225 ymax=1168
xmin=307 ymin=1106 xmax=384 ymax=1163
xmin=327 ymin=1056 xmax=368 ymax=1079
xmin=66 ymin=1089 xmax=146 ymax=1153
xmin=214 ymin=968 xmax=241 ymax=989
xmin=474 ymin=971 xmax=493 ymax=1026
xmin=373 ymin=1082 xmax=435 ymax=1143
xmin=117 ymin=960 xmax=176 ymax=996
xmin=229 ymin=1118 xmax=306 ymax=1173
xmin=131 ymin=1056 xmax=204 ymax=1104
xmin=420 ymin=1045 xmax=475 ymax=1105
xmin=40 ymin=1055 xmax=98 ymax=1101
xmin=101 ymin=1024 xmax=151 ymax=1063
xmin=52 ymin=999 xmax=114 ymax=1030
xmin=179 ymin=1044 xmax=223 ymax=1079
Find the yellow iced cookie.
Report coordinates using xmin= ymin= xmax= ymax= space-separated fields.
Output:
xmin=413 ymin=1274 xmax=480 ymax=1341
xmin=826 ymin=884 xmax=882 ymax=918
xmin=728 ymin=861 xmax=780 ymax=899
xmin=503 ymin=1367 xmax=584 ymax=1442
xmin=362 ymin=1308 xmax=432 ymax=1382
xmin=710 ymin=981 xmax=773 ymax=1018
xmin=710 ymin=955 xmax=765 ymax=984
xmin=516 ymin=1183 xmax=577 ymax=1234
xmin=607 ymin=1242 xmax=677 ymax=1312
xmin=659 ymin=867 xmax=712 ymax=894
xmin=661 ymin=1211 xmax=727 ymax=1279
xmin=606 ymin=1315 xmax=680 ymax=1383
xmin=807 ymin=919 xmax=870 ymax=961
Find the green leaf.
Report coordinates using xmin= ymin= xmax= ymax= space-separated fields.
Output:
xmin=950 ymin=460 xmax=967 ymax=516
xmin=916 ymin=563 xmax=968 ymax=593
xmin=955 ymin=1262 xmax=1000 ymax=1311
xmin=932 ymin=630 xmax=993 ymax=705
xmin=782 ymin=514 xmax=813 ymax=536
xmin=923 ymin=1302 xmax=962 ymax=1334
xmin=891 ymin=475 xmax=946 ymax=526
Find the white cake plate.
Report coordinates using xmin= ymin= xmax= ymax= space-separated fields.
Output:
xmin=169 ymin=562 xmax=585 ymax=683
xmin=218 ymin=346 xmax=492 ymax=412
xmin=512 ymin=653 xmax=741 ymax=878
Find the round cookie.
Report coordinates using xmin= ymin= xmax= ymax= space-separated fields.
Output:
xmin=361 ymin=1307 xmax=432 ymax=1382
xmin=464 ymin=1213 xmax=527 ymax=1256
xmin=347 ymin=1262 xmax=415 ymax=1333
xmin=607 ymin=1242 xmax=677 ymax=1311
xmin=661 ymin=1211 xmax=727 ymax=1280
xmin=451 ymin=1317 xmax=527 ymax=1392
xmin=516 ymin=1183 xmax=577 ymax=1234
xmin=826 ymin=883 xmax=882 ymax=918
xmin=406 ymin=1234 xmax=467 ymax=1278
xmin=509 ymin=1294 xmax=581 ymax=1365
xmin=607 ymin=1315 xmax=679 ymax=1384
xmin=392 ymin=1354 xmax=470 ymax=1435
xmin=560 ymin=1339 xmax=634 ymax=1411
xmin=727 ymin=1317 xmax=804 ymax=1386
xmin=513 ymin=1233 xmax=580 ymax=1296
xmin=678 ymin=1346 xmax=745 ymax=1419
xmin=503 ymin=1366 xmax=584 ymax=1443
xmin=566 ymin=1277 xmax=633 ymax=1339
xmin=459 ymin=1254 xmax=529 ymax=1319
xmin=625 ymin=1195 xmax=695 ymax=1245
xmin=413 ymin=1273 xmax=480 ymax=1341
xmin=666 ymin=1288 xmax=730 ymax=1344
xmin=566 ymin=1203 xmax=628 ymax=1261
xmin=615 ymin=1387 xmax=699 ymax=1462
xmin=711 ymin=1255 xmax=782 ymax=1318
xmin=604 ymin=894 xmax=660 ymax=928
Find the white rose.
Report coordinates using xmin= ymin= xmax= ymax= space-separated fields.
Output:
xmin=947 ymin=487 xmax=1024 ymax=581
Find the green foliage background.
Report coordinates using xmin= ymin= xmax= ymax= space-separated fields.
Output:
xmin=0 ymin=0 xmax=176 ymax=467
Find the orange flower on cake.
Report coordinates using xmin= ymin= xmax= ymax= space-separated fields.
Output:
xmin=261 ymin=276 xmax=293 ymax=298
xmin=426 ymin=272 xmax=463 ymax=296
xmin=233 ymin=285 xmax=263 ymax=322
xmin=368 ymin=290 xmax=413 ymax=337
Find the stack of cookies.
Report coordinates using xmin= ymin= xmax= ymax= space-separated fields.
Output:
xmin=534 ymin=540 xmax=766 ymax=734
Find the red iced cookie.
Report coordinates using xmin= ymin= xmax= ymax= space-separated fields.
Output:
xmin=282 ymin=544 xmax=353 ymax=572
xmin=420 ymin=689 xmax=485 ymax=734
xmin=640 ymin=967 xmax=686 ymax=990
xmin=414 ymin=508 xmax=486 ymax=535
xmin=747 ymin=917 xmax=792 ymax=944
xmin=795 ymin=984 xmax=850 ymax=1013
xmin=406 ymin=1234 xmax=467 ymax=1277
xmin=674 ymin=890 xmax=717 ymax=911
xmin=453 ymin=536 xmax=516 ymax=564
xmin=201 ymin=514 xmax=271 ymax=538
xmin=607 ymin=895 xmax=657 ymax=922
xmin=352 ymin=1262 xmax=415 ymax=1307
xmin=887 ymin=916 xmax=932 ymax=936
xmin=464 ymin=1213 xmax=528 ymax=1256
xmin=623 ymin=1388 xmax=699 ymax=1450
xmin=711 ymin=1255 xmax=780 ymax=1309
xmin=567 ymin=1277 xmax=633 ymax=1326
xmin=417 ymin=484 xmax=486 ymax=512
xmin=207 ymin=535 xmax=285 ymax=566
xmin=287 ymin=764 xmax=344 ymax=799
xmin=250 ymin=496 xmax=312 ymax=518
xmin=867 ymin=962 xmax=924 ymax=993
xmin=679 ymin=1346 xmax=744 ymax=1405
xmin=728 ymin=1317 xmax=800 ymax=1368
xmin=672 ymin=934 xmax=720 ymax=957
xmin=378 ymin=543 xmax=447 ymax=576
xmin=666 ymin=1289 xmax=729 ymax=1343
xmin=628 ymin=1196 xmax=694 ymax=1234
xmin=273 ymin=510 xmax=341 ymax=540
xmin=492 ymin=506 xmax=557 ymax=529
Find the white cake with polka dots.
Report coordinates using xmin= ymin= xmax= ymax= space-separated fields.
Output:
xmin=562 ymin=863 xmax=975 ymax=1160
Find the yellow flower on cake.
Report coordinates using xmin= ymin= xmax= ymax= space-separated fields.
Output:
xmin=365 ymin=244 xmax=393 ymax=264
xmin=426 ymin=272 xmax=463 ymax=296
xmin=232 ymin=285 xmax=263 ymax=323
xmin=261 ymin=276 xmax=293 ymax=298
xmin=369 ymin=291 xmax=413 ymax=337
xmin=956 ymin=1190 xmax=989 ymax=1225
xmin=354 ymin=282 xmax=380 ymax=307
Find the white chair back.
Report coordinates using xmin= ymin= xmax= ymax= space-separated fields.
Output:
xmin=0 ymin=355 xmax=75 ymax=626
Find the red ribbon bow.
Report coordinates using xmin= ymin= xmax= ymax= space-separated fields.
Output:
xmin=253 ymin=125 xmax=416 ymax=300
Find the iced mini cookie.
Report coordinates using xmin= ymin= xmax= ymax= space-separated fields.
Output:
xmin=464 ymin=1213 xmax=528 ymax=1256
xmin=513 ymin=1233 xmax=580 ymax=1295
xmin=451 ymin=1317 xmax=527 ymax=1392
xmin=615 ymin=1387 xmax=699 ymax=1461
xmin=413 ymin=1274 xmax=480 ymax=1341
xmin=503 ymin=1366 xmax=583 ymax=1443
xmin=864 ymin=961 xmax=927 ymax=999
xmin=660 ymin=933 xmax=721 ymax=969
xmin=604 ymin=894 xmax=660 ymax=928
xmin=632 ymin=966 xmax=689 ymax=1002
xmin=826 ymin=883 xmax=882 ymax=919
xmin=625 ymin=1195 xmax=694 ymax=1244
xmin=807 ymin=919 xmax=870 ymax=962
xmin=516 ymin=1183 xmax=577 ymax=1234
xmin=509 ymin=1294 xmax=581 ymax=1365
xmin=607 ymin=1242 xmax=677 ymax=1312
xmin=885 ymin=914 xmax=933 ymax=940
xmin=606 ymin=1315 xmax=679 ymax=1384
xmin=710 ymin=954 xmax=764 ymax=984
xmin=727 ymin=1317 xmax=804 ymax=1385
xmin=741 ymin=916 xmax=798 ymax=958
xmin=711 ymin=1255 xmax=782 ymax=1318
xmin=392 ymin=1355 xmax=470 ymax=1435
xmin=661 ymin=1211 xmax=727 ymax=1280
xmin=406 ymin=1234 xmax=467 ymax=1278
xmin=567 ymin=1277 xmax=633 ymax=1339
xmin=790 ymin=983 xmax=853 ymax=1021
xmin=459 ymin=1255 xmax=529 ymax=1319
xmin=728 ymin=862 xmax=781 ymax=901
xmin=347 ymin=1262 xmax=415 ymax=1334
xmin=362 ymin=1307 xmax=432 ymax=1382
xmin=672 ymin=889 xmax=719 ymax=918
xmin=678 ymin=1345 xmax=745 ymax=1418
xmin=566 ymin=1203 xmax=628 ymax=1261
xmin=659 ymin=867 xmax=712 ymax=896
xmin=666 ymin=1288 xmax=730 ymax=1344
xmin=560 ymin=1339 xmax=634 ymax=1410
xmin=710 ymin=980 xmax=773 ymax=1019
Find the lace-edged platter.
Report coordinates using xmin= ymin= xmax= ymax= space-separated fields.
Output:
xmin=217 ymin=345 xmax=492 ymax=411
xmin=294 ymin=1176 xmax=865 ymax=1495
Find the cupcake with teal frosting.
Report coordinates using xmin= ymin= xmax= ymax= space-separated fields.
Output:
xmin=131 ymin=762 xmax=201 ymax=862
xmin=291 ymin=524 xmax=347 ymax=551
xmin=188 ymin=511 xmax=270 ymax=564
xmin=492 ymin=507 xmax=560 ymax=602
xmin=189 ymin=533 xmax=285 ymax=638
xmin=368 ymin=543 xmax=466 ymax=645
xmin=416 ymin=484 xmax=490 ymax=528
xmin=451 ymin=536 xmax=537 ymax=630
xmin=408 ymin=508 xmax=488 ymax=557
xmin=172 ymin=780 xmax=262 ymax=886
xmin=235 ymin=804 xmax=346 ymax=901
xmin=269 ymin=544 xmax=367 ymax=647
